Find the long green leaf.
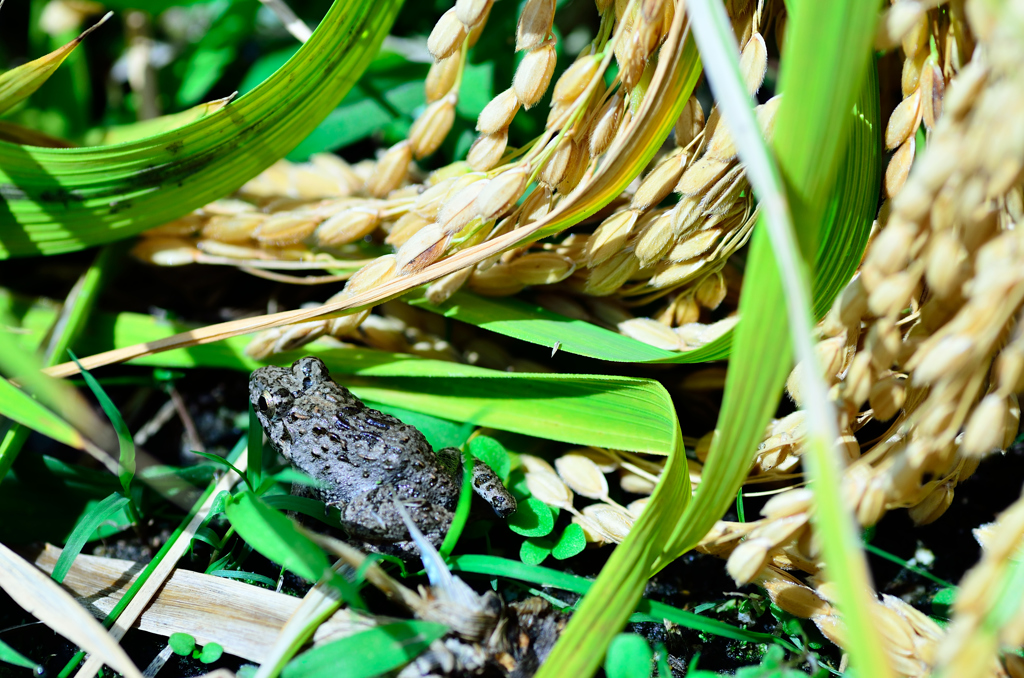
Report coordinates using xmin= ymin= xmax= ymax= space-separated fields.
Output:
xmin=281 ymin=621 xmax=448 ymax=678
xmin=0 ymin=376 xmax=87 ymax=450
xmin=0 ymin=13 xmax=110 ymax=115
xmin=224 ymin=490 xmax=363 ymax=607
xmin=7 ymin=296 xmax=680 ymax=454
xmin=347 ymin=374 xmax=677 ymax=454
xmin=450 ymin=554 xmax=797 ymax=649
xmin=674 ymin=0 xmax=886 ymax=676
xmin=0 ymin=638 xmax=38 ymax=671
xmin=69 ymin=351 xmax=136 ymax=503
xmin=657 ymin=1 xmax=886 ymax=677
xmin=536 ymin=423 xmax=691 ymax=678
xmin=51 ymin=492 xmax=131 ymax=584
xmin=0 ymin=0 xmax=402 ymax=258
xmin=537 ymin=1 xmax=882 ymax=675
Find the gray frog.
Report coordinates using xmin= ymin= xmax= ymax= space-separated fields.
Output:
xmin=249 ymin=356 xmax=516 ymax=559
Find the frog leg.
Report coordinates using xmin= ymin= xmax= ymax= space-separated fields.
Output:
xmin=470 ymin=459 xmax=517 ymax=517
xmin=438 ymin=447 xmax=518 ymax=518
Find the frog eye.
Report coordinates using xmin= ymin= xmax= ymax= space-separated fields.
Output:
xmin=257 ymin=391 xmax=276 ymax=416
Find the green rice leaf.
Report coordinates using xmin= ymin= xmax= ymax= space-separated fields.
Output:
xmin=51 ymin=492 xmax=131 ymax=584
xmin=0 ymin=0 xmax=402 ymax=258
xmin=247 ymin=404 xmax=263 ymax=496
xmin=407 ymin=292 xmax=676 ymax=363
xmin=281 ymin=621 xmax=448 ymax=678
xmin=0 ymin=637 xmax=40 ymax=670
xmin=0 ymin=13 xmax=110 ymax=115
xmin=537 ymin=0 xmax=882 ymax=673
xmin=68 ymin=350 xmax=136 ymax=505
xmin=349 ymin=374 xmax=676 ymax=455
xmin=534 ymin=424 xmax=691 ymax=678
xmin=0 ymin=375 xmax=87 ymax=451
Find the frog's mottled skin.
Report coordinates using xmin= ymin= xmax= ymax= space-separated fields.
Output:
xmin=249 ymin=356 xmax=515 ymax=558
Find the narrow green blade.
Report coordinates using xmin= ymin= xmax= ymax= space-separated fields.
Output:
xmin=0 ymin=0 xmax=402 ymax=258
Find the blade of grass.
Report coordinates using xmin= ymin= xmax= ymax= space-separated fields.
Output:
xmin=0 ymin=638 xmax=38 ymax=671
xmin=223 ymin=491 xmax=364 ymax=607
xmin=450 ymin=554 xmax=798 ymax=651
xmin=51 ymin=492 xmax=131 ymax=584
xmin=655 ymin=2 xmax=888 ymax=678
xmin=68 ymin=350 xmax=138 ymax=521
xmin=0 ymin=244 xmax=115 ymax=477
xmin=248 ymin=404 xmax=264 ymax=494
xmin=538 ymin=0 xmax=882 ymax=674
xmin=0 ymin=12 xmax=111 ymax=114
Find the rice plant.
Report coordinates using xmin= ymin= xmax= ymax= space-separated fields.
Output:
xmin=2 ymin=0 xmax=1024 ymax=676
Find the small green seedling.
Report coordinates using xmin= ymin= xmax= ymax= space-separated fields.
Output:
xmin=169 ymin=633 xmax=224 ymax=664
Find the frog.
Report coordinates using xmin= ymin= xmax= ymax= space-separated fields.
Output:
xmin=248 ymin=356 xmax=516 ymax=559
